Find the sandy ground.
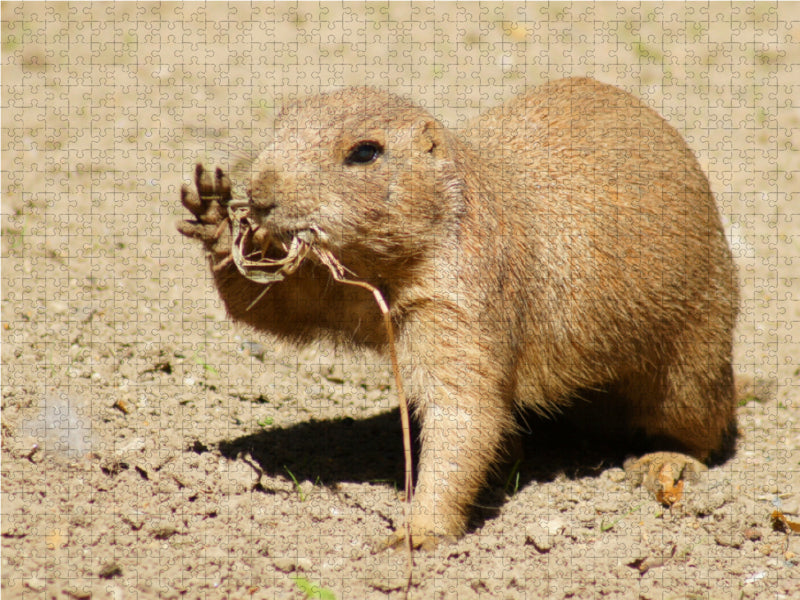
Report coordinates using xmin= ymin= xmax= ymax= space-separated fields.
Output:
xmin=2 ymin=3 xmax=799 ymax=599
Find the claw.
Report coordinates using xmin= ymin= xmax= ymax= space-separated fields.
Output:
xmin=181 ymin=182 xmax=203 ymax=215
xmin=197 ymin=164 xmax=216 ymax=205
xmin=214 ymin=218 xmax=230 ymax=239
xmin=377 ymin=527 xmax=455 ymax=553
xmin=215 ymin=167 xmax=233 ymax=204
xmin=176 ymin=219 xmax=209 ymax=240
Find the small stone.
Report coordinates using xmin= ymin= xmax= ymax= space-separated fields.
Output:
xmin=714 ymin=529 xmax=744 ymax=548
xmin=787 ymin=535 xmax=800 ymax=561
xmin=63 ymin=586 xmax=91 ymax=599
xmin=594 ymin=501 xmax=616 ymax=513
xmin=242 ymin=340 xmax=266 ymax=360
xmin=273 ymin=557 xmax=296 ymax=573
xmin=544 ymin=518 xmax=565 ymax=536
xmin=51 ymin=301 xmax=69 ymax=315
xmin=743 ymin=571 xmax=766 ymax=585
xmin=743 ymin=527 xmax=762 ymax=541
xmin=99 ymin=562 xmax=122 ymax=579
xmin=25 ymin=577 xmax=46 ymax=592
xmin=112 ymin=399 xmax=131 ymax=415
xmin=780 ymin=494 xmax=800 ymax=515
xmin=524 ymin=521 xmax=562 ymax=552
xmin=470 ymin=579 xmax=489 ymax=593
xmin=152 ymin=526 xmax=178 ymax=540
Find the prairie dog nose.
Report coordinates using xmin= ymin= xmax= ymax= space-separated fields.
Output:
xmin=248 ymin=167 xmax=278 ymax=213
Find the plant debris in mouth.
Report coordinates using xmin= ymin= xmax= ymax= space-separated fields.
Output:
xmin=226 ymin=200 xmax=326 ymax=285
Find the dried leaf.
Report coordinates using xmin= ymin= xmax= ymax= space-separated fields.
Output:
xmin=771 ymin=510 xmax=800 ymax=533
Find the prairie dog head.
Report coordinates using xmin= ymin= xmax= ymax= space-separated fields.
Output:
xmin=245 ymin=87 xmax=464 ymax=276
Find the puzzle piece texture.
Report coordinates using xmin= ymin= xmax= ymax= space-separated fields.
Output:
xmin=2 ymin=4 xmax=799 ymax=599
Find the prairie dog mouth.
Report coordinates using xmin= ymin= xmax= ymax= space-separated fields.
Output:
xmin=226 ymin=201 xmax=335 ymax=285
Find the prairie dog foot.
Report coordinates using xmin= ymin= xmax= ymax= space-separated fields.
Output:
xmin=379 ymin=518 xmax=459 ymax=553
xmin=624 ymin=451 xmax=707 ymax=496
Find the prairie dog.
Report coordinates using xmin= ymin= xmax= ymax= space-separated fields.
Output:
xmin=178 ymin=78 xmax=738 ymax=548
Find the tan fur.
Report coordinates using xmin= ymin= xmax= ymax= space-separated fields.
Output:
xmin=179 ymin=78 xmax=739 ymax=546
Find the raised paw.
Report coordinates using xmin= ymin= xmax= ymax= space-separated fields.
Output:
xmin=177 ymin=163 xmax=233 ymax=257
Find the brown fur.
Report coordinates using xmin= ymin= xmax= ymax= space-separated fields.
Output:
xmin=178 ymin=77 xmax=739 ymax=546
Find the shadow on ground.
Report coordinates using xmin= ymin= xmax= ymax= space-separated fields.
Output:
xmin=217 ymin=411 xmax=409 ymax=488
xmin=211 ymin=402 xmax=671 ymax=505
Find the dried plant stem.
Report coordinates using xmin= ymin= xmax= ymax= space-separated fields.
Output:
xmin=226 ymin=207 xmax=415 ymax=593
xmin=323 ymin=271 xmax=415 ymax=596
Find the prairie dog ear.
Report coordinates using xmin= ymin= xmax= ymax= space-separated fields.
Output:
xmin=412 ymin=119 xmax=448 ymax=158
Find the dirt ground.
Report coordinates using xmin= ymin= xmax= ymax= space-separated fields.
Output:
xmin=2 ymin=3 xmax=799 ymax=599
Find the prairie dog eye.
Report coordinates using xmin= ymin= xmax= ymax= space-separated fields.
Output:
xmin=344 ymin=142 xmax=383 ymax=165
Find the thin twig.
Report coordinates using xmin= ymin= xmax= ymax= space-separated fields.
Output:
xmin=225 ymin=206 xmax=416 ymax=595
xmin=317 ymin=254 xmax=415 ymax=594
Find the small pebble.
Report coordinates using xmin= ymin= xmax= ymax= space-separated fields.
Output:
xmin=743 ymin=527 xmax=762 ymax=541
